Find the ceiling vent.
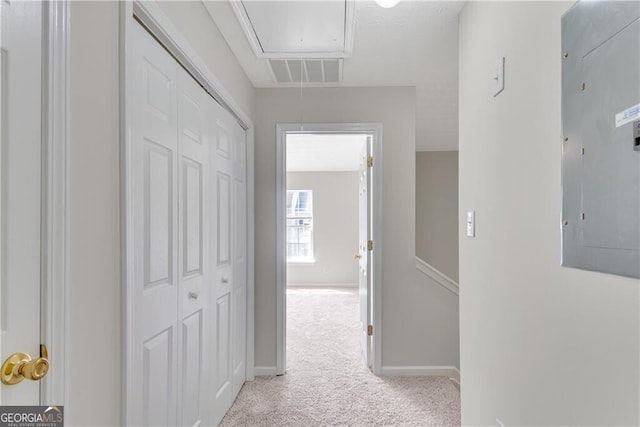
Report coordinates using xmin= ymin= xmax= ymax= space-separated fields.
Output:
xmin=268 ymin=59 xmax=343 ymax=84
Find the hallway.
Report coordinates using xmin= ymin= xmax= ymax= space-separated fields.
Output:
xmin=221 ymin=287 xmax=460 ymax=426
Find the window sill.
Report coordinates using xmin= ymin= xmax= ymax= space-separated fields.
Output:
xmin=287 ymin=259 xmax=316 ymax=265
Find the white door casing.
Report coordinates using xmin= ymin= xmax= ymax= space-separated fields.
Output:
xmin=358 ymin=137 xmax=373 ymax=367
xmin=275 ymin=123 xmax=383 ymax=376
xmin=1 ymin=0 xmax=43 ymax=405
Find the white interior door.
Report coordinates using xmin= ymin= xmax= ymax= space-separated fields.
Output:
xmin=131 ymin=22 xmax=211 ymax=426
xmin=176 ymin=69 xmax=210 ymax=427
xmin=358 ymin=137 xmax=372 ymax=368
xmin=210 ymin=98 xmax=234 ymax=425
xmin=129 ymin=18 xmax=248 ymax=427
xmin=131 ymin=21 xmax=180 ymax=426
xmin=0 ymin=0 xmax=46 ymax=404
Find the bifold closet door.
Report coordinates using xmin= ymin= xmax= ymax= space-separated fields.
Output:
xmin=208 ymin=91 xmax=248 ymax=426
xmin=131 ymin=22 xmax=210 ymax=427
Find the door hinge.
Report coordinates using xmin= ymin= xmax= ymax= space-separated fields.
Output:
xmin=367 ymin=156 xmax=373 ymax=168
xmin=367 ymin=240 xmax=373 ymax=251
xmin=367 ymin=325 xmax=373 ymax=336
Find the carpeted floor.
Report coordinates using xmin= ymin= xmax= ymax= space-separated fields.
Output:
xmin=220 ymin=287 xmax=461 ymax=426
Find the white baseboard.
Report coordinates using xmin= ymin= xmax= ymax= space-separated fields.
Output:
xmin=287 ymin=282 xmax=357 ymax=288
xmin=254 ymin=366 xmax=278 ymax=376
xmin=380 ymin=365 xmax=460 ymax=381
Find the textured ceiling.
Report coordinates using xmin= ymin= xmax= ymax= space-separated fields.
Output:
xmin=204 ymin=0 xmax=464 ymax=151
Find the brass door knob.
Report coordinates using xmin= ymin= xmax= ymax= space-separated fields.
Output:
xmin=1 ymin=345 xmax=49 ymax=385
xmin=354 ymin=253 xmax=362 ymax=259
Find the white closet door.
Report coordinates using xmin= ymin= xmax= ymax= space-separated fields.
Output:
xmin=232 ymin=123 xmax=248 ymax=398
xmin=176 ymin=70 xmax=209 ymax=427
xmin=130 ymin=19 xmax=248 ymax=427
xmin=209 ymin=97 xmax=235 ymax=425
xmin=131 ymin=22 xmax=179 ymax=426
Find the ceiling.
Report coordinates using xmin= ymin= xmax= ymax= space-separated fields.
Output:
xmin=204 ymin=0 xmax=465 ymax=151
xmin=286 ymin=134 xmax=367 ymax=172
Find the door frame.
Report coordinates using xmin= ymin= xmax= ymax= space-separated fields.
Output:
xmin=41 ymin=0 xmax=69 ymax=406
xmin=119 ymin=1 xmax=256 ymax=423
xmin=275 ymin=123 xmax=383 ymax=376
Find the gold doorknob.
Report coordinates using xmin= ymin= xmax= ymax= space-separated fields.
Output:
xmin=1 ymin=345 xmax=49 ymax=385
xmin=354 ymin=253 xmax=362 ymax=259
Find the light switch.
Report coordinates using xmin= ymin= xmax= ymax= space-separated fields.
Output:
xmin=466 ymin=210 xmax=475 ymax=238
xmin=493 ymin=57 xmax=505 ymax=97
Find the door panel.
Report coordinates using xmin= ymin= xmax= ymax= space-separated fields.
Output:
xmin=180 ymin=311 xmax=203 ymax=426
xmin=216 ymin=172 xmax=232 ymax=267
xmin=215 ymin=295 xmax=231 ymax=393
xmin=132 ymin=21 xmax=179 ymax=426
xmin=210 ymin=97 xmax=234 ymax=425
xmin=145 ymin=142 xmax=173 ymax=287
xmin=0 ymin=0 xmax=43 ymax=405
xmin=176 ymin=70 xmax=208 ymax=427
xmin=143 ymin=328 xmax=174 ymax=426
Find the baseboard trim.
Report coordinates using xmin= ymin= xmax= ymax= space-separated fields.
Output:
xmin=254 ymin=366 xmax=278 ymax=376
xmin=380 ymin=365 xmax=460 ymax=380
xmin=287 ymin=282 xmax=358 ymax=288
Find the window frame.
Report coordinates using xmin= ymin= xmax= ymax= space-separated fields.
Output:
xmin=286 ymin=189 xmax=314 ymax=263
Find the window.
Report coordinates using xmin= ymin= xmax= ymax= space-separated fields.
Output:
xmin=286 ymin=190 xmax=313 ymax=262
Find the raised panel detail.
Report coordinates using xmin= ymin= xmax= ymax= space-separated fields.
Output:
xmin=234 ymin=181 xmax=246 ymax=262
xmin=233 ymin=288 xmax=246 ymax=374
xmin=143 ymin=57 xmax=172 ymax=123
xmin=217 ymin=172 xmax=231 ymax=266
xmin=183 ymin=158 xmax=202 ymax=275
xmin=234 ymin=132 xmax=246 ymax=180
xmin=216 ymin=121 xmax=230 ymax=159
xmin=215 ymin=294 xmax=231 ymax=396
xmin=145 ymin=140 xmax=173 ymax=287
xmin=179 ymin=93 xmax=202 ymax=145
xmin=143 ymin=328 xmax=174 ymax=426
xmin=181 ymin=311 xmax=203 ymax=426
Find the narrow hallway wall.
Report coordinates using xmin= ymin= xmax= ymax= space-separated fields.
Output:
xmin=459 ymin=2 xmax=639 ymax=425
xmin=254 ymin=87 xmax=460 ymax=371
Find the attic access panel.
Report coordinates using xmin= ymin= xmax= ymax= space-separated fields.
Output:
xmin=232 ymin=1 xmax=355 ymax=59
xmin=561 ymin=1 xmax=640 ymax=278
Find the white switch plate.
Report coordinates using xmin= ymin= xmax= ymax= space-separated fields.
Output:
xmin=466 ymin=210 xmax=475 ymax=237
xmin=493 ymin=56 xmax=505 ymax=97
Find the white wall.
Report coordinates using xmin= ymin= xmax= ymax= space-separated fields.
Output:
xmin=67 ymin=2 xmax=255 ymax=425
xmin=416 ymin=151 xmax=459 ymax=282
xmin=255 ymin=87 xmax=460 ymax=370
xmin=286 ymin=172 xmax=359 ymax=286
xmin=459 ymin=2 xmax=639 ymax=425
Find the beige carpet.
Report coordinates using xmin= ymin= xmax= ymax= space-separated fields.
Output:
xmin=220 ymin=287 xmax=461 ymax=426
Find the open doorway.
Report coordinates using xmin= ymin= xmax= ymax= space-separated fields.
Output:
xmin=275 ymin=123 xmax=383 ymax=376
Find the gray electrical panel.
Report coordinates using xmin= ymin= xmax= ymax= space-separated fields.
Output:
xmin=561 ymin=1 xmax=640 ymax=278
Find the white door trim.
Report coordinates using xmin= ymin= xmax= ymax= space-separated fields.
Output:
xmin=120 ymin=1 xmax=256 ymax=423
xmin=275 ymin=123 xmax=383 ymax=376
xmin=41 ymin=0 xmax=70 ymax=406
